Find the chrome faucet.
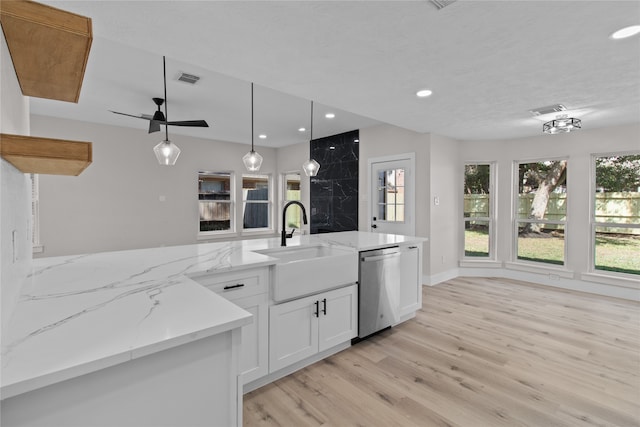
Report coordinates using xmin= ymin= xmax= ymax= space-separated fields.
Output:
xmin=281 ymin=201 xmax=308 ymax=246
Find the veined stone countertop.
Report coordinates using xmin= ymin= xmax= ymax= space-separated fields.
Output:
xmin=0 ymin=232 xmax=425 ymax=399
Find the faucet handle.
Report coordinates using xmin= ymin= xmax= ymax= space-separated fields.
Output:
xmin=285 ymin=228 xmax=295 ymax=238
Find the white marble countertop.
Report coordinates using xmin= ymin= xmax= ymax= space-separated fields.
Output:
xmin=1 ymin=232 xmax=425 ymax=399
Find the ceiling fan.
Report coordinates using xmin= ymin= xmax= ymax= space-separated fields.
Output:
xmin=110 ymin=58 xmax=209 ymax=134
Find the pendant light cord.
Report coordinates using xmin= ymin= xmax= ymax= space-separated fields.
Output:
xmin=310 ymin=100 xmax=314 ymax=141
xmin=251 ymin=83 xmax=255 ymax=152
xmin=163 ymin=56 xmax=169 ymax=142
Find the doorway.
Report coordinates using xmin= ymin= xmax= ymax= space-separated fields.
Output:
xmin=368 ymin=153 xmax=415 ymax=236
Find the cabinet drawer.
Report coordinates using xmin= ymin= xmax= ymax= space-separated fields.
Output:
xmin=192 ymin=267 xmax=268 ymax=300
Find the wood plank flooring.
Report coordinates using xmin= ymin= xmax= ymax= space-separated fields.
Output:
xmin=243 ymin=277 xmax=640 ymax=427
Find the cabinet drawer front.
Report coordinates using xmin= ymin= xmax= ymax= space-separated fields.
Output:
xmin=192 ymin=268 xmax=268 ymax=300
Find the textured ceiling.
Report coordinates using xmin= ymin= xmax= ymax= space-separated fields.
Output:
xmin=30 ymin=0 xmax=640 ymax=147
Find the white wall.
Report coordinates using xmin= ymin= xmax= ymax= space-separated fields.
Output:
xmin=1 ymin=31 xmax=32 ymax=333
xmin=359 ymin=124 xmax=431 ymax=275
xmin=456 ymin=123 xmax=640 ymax=299
xmin=32 ymin=115 xmax=278 ymax=256
xmin=429 ymin=134 xmax=461 ymax=283
xmin=275 ymin=141 xmax=311 ymax=235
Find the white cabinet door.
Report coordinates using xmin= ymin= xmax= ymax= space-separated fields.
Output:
xmin=399 ymin=245 xmax=421 ymax=317
xmin=232 ymin=293 xmax=268 ymax=384
xmin=318 ymin=285 xmax=358 ymax=352
xmin=269 ymin=294 xmax=319 ymax=372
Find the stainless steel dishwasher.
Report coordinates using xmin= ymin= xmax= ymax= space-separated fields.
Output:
xmin=358 ymin=246 xmax=401 ymax=338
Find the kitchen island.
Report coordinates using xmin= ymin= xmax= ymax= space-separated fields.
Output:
xmin=1 ymin=231 xmax=425 ymax=427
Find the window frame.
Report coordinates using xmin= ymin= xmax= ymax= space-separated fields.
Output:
xmin=197 ymin=171 xmax=235 ymax=239
xmin=241 ymin=173 xmax=273 ymax=234
xmin=281 ymin=171 xmax=302 ymax=231
xmin=462 ymin=162 xmax=496 ymax=261
xmin=512 ymin=157 xmax=569 ymax=267
xmin=589 ymin=151 xmax=640 ymax=278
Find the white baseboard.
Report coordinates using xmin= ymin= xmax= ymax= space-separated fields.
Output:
xmin=427 ymin=268 xmax=459 ymax=286
xmin=451 ymin=267 xmax=640 ymax=301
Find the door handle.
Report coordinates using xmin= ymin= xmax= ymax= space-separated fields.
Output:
xmin=322 ymin=298 xmax=327 ymax=315
xmin=371 ymin=224 xmax=377 ymax=229
xmin=314 ymin=300 xmax=320 ymax=317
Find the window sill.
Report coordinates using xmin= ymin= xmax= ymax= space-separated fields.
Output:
xmin=197 ymin=232 xmax=236 ymax=241
xmin=459 ymin=259 xmax=503 ymax=268
xmin=504 ymin=261 xmax=574 ymax=279
xmin=33 ymin=245 xmax=44 ymax=254
xmin=581 ymin=272 xmax=640 ymax=289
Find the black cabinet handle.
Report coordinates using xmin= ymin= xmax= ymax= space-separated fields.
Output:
xmin=322 ymin=298 xmax=327 ymax=315
xmin=408 ymin=246 xmax=418 ymax=249
xmin=223 ymin=283 xmax=245 ymax=290
xmin=314 ymin=301 xmax=320 ymax=317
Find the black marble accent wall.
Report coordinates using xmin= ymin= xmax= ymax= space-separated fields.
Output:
xmin=310 ymin=130 xmax=359 ymax=234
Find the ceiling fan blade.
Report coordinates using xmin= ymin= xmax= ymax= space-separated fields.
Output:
xmin=110 ymin=111 xmax=151 ymax=121
xmin=148 ymin=120 xmax=162 ymax=133
xmin=166 ymin=120 xmax=209 ymax=128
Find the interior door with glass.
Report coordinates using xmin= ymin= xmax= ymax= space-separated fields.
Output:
xmin=370 ymin=157 xmax=415 ymax=235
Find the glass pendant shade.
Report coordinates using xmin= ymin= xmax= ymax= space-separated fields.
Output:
xmin=153 ymin=140 xmax=181 ymax=166
xmin=302 ymin=158 xmax=320 ymax=176
xmin=243 ymin=149 xmax=263 ymax=172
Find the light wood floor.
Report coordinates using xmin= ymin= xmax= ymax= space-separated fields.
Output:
xmin=244 ymin=277 xmax=640 ymax=427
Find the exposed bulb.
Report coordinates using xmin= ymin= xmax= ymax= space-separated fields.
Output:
xmin=243 ymin=149 xmax=263 ymax=172
xmin=302 ymin=158 xmax=320 ymax=176
xmin=153 ymin=140 xmax=181 ymax=166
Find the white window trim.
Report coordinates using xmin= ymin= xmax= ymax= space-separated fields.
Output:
xmin=588 ymin=151 xmax=640 ymax=280
xmin=512 ymin=157 xmax=569 ymax=267
xmin=461 ymin=161 xmax=497 ymax=262
xmin=198 ymin=171 xmax=236 ymax=238
xmin=31 ymin=173 xmax=44 ymax=254
xmin=241 ymin=173 xmax=273 ymax=234
xmin=281 ymin=171 xmax=302 ymax=232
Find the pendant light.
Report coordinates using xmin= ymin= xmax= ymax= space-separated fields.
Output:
xmin=302 ymin=101 xmax=320 ymax=177
xmin=243 ymin=83 xmax=263 ymax=171
xmin=153 ymin=56 xmax=181 ymax=166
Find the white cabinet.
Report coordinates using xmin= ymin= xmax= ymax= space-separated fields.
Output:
xmin=269 ymin=284 xmax=357 ymax=373
xmin=398 ymin=244 xmax=422 ymax=318
xmin=192 ymin=267 xmax=269 ymax=384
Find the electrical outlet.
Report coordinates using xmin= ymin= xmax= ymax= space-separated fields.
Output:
xmin=434 ymin=196 xmax=440 ymax=206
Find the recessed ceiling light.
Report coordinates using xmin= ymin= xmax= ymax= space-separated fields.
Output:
xmin=298 ymin=127 xmax=306 ymax=132
xmin=325 ymin=113 xmax=335 ymax=119
xmin=258 ymin=134 xmax=267 ymax=139
xmin=329 ymin=146 xmax=336 ymax=150
xmin=611 ymin=25 xmax=640 ymax=39
xmin=416 ymin=89 xmax=433 ymax=98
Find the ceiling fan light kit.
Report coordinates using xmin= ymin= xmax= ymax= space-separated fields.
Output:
xmin=243 ymin=82 xmax=263 ymax=172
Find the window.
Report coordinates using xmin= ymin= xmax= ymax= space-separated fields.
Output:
xmin=463 ymin=163 xmax=493 ymax=258
xmin=515 ymin=159 xmax=567 ymax=266
xmin=283 ymin=172 xmax=302 ymax=229
xmin=376 ymin=168 xmax=405 ymax=222
xmin=592 ymin=154 xmax=640 ymax=276
xmin=243 ymin=174 xmax=271 ymax=230
xmin=199 ymin=172 xmax=233 ymax=234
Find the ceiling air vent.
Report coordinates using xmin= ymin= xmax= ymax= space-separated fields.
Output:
xmin=429 ymin=0 xmax=457 ymax=10
xmin=177 ymin=72 xmax=200 ymax=85
xmin=529 ymin=104 xmax=567 ymax=116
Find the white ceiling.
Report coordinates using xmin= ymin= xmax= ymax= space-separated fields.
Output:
xmin=31 ymin=1 xmax=640 ymax=148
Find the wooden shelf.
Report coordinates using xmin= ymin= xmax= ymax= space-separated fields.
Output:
xmin=1 ymin=133 xmax=92 ymax=176
xmin=0 ymin=0 xmax=92 ymax=103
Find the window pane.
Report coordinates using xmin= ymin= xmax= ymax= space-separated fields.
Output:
xmin=518 ymin=161 xmax=567 ymax=221
xmin=199 ymin=202 xmax=231 ymax=232
xmin=243 ymin=174 xmax=270 ymax=229
xmin=594 ymin=226 xmax=640 ymax=275
xmin=377 ymin=168 xmax=405 ymax=223
xmin=378 ymin=204 xmax=386 ymax=220
xmin=199 ymin=173 xmax=230 ymax=200
xmin=243 ymin=175 xmax=269 ymax=201
xmin=465 ymin=220 xmax=489 ymax=257
xmin=517 ymin=222 xmax=564 ymax=265
xmin=396 ymin=204 xmax=405 ymax=222
xmin=595 ymin=155 xmax=640 ymax=225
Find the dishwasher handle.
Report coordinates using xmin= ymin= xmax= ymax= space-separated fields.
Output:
xmin=361 ymin=251 xmax=401 ymax=263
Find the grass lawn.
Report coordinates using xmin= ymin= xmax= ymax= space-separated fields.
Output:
xmin=464 ymin=229 xmax=640 ymax=275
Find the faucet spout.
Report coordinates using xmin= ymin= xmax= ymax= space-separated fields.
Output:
xmin=282 ymin=201 xmax=308 ymax=246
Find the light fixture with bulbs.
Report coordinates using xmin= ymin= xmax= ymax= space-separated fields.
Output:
xmin=302 ymin=100 xmax=321 ymax=177
xmin=242 ymin=83 xmax=263 ymax=172
xmin=153 ymin=56 xmax=181 ymax=166
xmin=543 ymin=114 xmax=582 ymax=134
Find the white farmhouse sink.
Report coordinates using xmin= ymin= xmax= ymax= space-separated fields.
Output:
xmin=255 ymin=244 xmax=358 ymax=302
